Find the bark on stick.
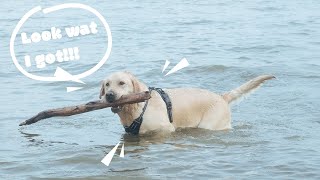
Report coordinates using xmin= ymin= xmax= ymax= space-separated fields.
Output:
xmin=19 ymin=91 xmax=151 ymax=126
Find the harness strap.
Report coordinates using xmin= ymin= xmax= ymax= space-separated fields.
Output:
xmin=123 ymin=98 xmax=149 ymax=135
xmin=149 ymin=87 xmax=173 ymax=123
xmin=124 ymin=87 xmax=173 ymax=135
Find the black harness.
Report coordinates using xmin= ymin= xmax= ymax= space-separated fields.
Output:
xmin=124 ymin=87 xmax=173 ymax=135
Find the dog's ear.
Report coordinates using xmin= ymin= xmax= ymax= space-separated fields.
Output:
xmin=99 ymin=81 xmax=105 ymax=99
xmin=131 ymin=76 xmax=141 ymax=93
xmin=125 ymin=71 xmax=143 ymax=93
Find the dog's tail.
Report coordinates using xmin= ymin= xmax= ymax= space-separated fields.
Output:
xmin=222 ymin=75 xmax=275 ymax=104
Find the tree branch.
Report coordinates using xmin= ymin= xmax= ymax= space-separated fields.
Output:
xmin=19 ymin=91 xmax=151 ymax=126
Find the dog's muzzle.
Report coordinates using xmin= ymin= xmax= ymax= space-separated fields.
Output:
xmin=106 ymin=91 xmax=122 ymax=113
xmin=106 ymin=91 xmax=116 ymax=103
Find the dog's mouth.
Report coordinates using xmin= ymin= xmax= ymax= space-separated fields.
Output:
xmin=111 ymin=106 xmax=123 ymax=113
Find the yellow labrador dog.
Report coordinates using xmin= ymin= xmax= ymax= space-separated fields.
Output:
xmin=99 ymin=71 xmax=274 ymax=134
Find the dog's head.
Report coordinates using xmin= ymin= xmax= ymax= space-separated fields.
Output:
xmin=99 ymin=71 xmax=145 ymax=103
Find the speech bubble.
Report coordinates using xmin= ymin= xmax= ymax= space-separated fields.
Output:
xmin=10 ymin=3 xmax=112 ymax=82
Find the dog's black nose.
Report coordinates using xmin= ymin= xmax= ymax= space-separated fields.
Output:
xmin=106 ymin=92 xmax=116 ymax=103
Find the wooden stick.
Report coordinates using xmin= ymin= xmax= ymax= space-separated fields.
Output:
xmin=19 ymin=91 xmax=151 ymax=126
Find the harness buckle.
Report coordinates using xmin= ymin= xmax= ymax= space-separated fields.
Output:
xmin=134 ymin=119 xmax=142 ymax=124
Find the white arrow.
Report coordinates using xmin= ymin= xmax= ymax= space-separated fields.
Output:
xmin=120 ymin=143 xmax=125 ymax=158
xmin=162 ymin=59 xmax=170 ymax=73
xmin=54 ymin=67 xmax=85 ymax=84
xmin=66 ymin=87 xmax=84 ymax=92
xmin=101 ymin=142 xmax=121 ymax=166
xmin=165 ymin=58 xmax=189 ymax=76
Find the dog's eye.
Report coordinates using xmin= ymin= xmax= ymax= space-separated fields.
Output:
xmin=106 ymin=82 xmax=109 ymax=86
xmin=119 ymin=81 xmax=125 ymax=85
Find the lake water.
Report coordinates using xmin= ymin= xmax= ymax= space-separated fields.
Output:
xmin=1 ymin=0 xmax=320 ymax=179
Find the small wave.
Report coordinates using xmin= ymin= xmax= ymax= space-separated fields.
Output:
xmin=288 ymin=21 xmax=305 ymax=26
xmin=185 ymin=64 xmax=230 ymax=74
xmin=179 ymin=20 xmax=214 ymax=26
xmin=237 ymin=56 xmax=251 ymax=60
xmin=250 ymin=6 xmax=282 ymax=12
xmin=110 ymin=167 xmax=147 ymax=172
xmin=284 ymin=135 xmax=304 ymax=141
xmin=234 ymin=123 xmax=253 ymax=130
xmin=227 ymin=44 xmax=295 ymax=53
